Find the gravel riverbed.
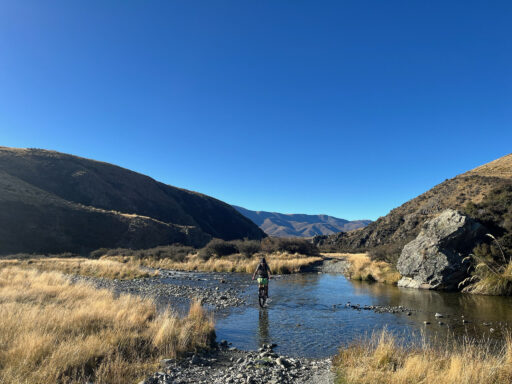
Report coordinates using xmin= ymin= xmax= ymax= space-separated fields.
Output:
xmin=142 ymin=343 xmax=333 ymax=384
xmin=70 ymin=269 xmax=336 ymax=383
xmin=70 ymin=269 xmax=247 ymax=310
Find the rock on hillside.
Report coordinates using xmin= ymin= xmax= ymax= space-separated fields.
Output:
xmin=314 ymin=153 xmax=512 ymax=263
xmin=233 ymin=206 xmax=371 ymax=237
xmin=0 ymin=147 xmax=265 ymax=255
xmin=397 ymin=209 xmax=485 ymax=290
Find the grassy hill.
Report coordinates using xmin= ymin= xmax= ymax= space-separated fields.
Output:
xmin=0 ymin=147 xmax=265 ymax=255
xmin=315 ymin=153 xmax=512 ymax=264
xmin=233 ymin=206 xmax=371 ymax=237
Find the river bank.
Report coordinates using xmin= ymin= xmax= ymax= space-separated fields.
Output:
xmin=3 ymin=258 xmax=511 ymax=384
xmin=141 ymin=343 xmax=333 ymax=384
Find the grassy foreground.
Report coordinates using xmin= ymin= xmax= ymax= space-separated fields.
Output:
xmin=0 ymin=267 xmax=215 ymax=384
xmin=0 ymin=257 xmax=156 ymax=280
xmin=103 ymin=252 xmax=322 ymax=274
xmin=326 ymin=253 xmax=401 ymax=285
xmin=334 ymin=330 xmax=512 ymax=384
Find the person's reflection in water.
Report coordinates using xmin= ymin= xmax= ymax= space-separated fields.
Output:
xmin=258 ymin=308 xmax=270 ymax=346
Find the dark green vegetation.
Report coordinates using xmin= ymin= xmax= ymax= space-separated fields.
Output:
xmin=196 ymin=237 xmax=320 ymax=260
xmin=464 ymin=184 xmax=512 ymax=260
xmin=460 ymin=184 xmax=512 ymax=295
xmin=91 ymin=244 xmax=196 ymax=262
xmin=195 ymin=237 xmax=320 ymax=260
xmin=315 ymin=153 xmax=512 ymax=266
xmin=1 ymin=238 xmax=320 ymax=263
xmin=234 ymin=205 xmax=371 ymax=237
xmin=97 ymin=237 xmax=320 ymax=261
xmin=0 ymin=147 xmax=265 ymax=255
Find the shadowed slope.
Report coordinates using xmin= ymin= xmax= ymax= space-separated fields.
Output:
xmin=0 ymin=147 xmax=265 ymax=254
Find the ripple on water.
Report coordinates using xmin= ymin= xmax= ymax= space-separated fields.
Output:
xmin=215 ymin=273 xmax=512 ymax=358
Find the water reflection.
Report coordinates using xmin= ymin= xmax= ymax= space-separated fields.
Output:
xmin=215 ymin=273 xmax=512 ymax=358
xmin=258 ymin=309 xmax=270 ymax=346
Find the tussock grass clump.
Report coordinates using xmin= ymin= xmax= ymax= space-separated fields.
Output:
xmin=328 ymin=253 xmax=401 ymax=284
xmin=0 ymin=257 xmax=156 ymax=280
xmin=261 ymin=237 xmax=319 ymax=256
xmin=91 ymin=245 xmax=195 ymax=262
xmin=0 ymin=267 xmax=215 ymax=384
xmin=334 ymin=330 xmax=512 ymax=384
xmin=105 ymin=252 xmax=322 ymax=274
xmin=461 ymin=235 xmax=512 ymax=295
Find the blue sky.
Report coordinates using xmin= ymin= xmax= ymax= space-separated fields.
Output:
xmin=1 ymin=1 xmax=511 ymax=220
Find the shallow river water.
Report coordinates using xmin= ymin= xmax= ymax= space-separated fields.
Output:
xmin=213 ymin=272 xmax=512 ymax=358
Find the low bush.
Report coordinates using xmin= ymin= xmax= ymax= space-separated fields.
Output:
xmin=368 ymin=241 xmax=409 ymax=265
xmin=261 ymin=237 xmax=319 ymax=256
xmin=462 ymin=184 xmax=512 ymax=294
xmin=198 ymin=239 xmax=239 ymax=260
xmin=232 ymin=239 xmax=261 ymax=257
xmin=93 ymin=245 xmax=195 ymax=263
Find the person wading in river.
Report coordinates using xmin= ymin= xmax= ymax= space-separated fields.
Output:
xmin=252 ymin=257 xmax=272 ymax=297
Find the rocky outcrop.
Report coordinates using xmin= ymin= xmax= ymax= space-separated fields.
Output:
xmin=313 ymin=153 xmax=512 ymax=262
xmin=397 ymin=209 xmax=485 ymax=290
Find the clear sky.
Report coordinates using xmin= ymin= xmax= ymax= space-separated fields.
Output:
xmin=1 ymin=1 xmax=511 ymax=220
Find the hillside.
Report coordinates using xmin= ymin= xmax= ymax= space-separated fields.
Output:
xmin=314 ymin=153 xmax=512 ymax=264
xmin=233 ymin=206 xmax=371 ymax=237
xmin=0 ymin=147 xmax=265 ymax=255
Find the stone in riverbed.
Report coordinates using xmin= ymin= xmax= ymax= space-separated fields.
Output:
xmin=397 ymin=209 xmax=485 ymax=290
xmin=160 ymin=358 xmax=174 ymax=368
xmin=276 ymin=357 xmax=292 ymax=369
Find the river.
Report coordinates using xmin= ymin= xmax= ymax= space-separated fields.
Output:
xmin=213 ymin=272 xmax=512 ymax=357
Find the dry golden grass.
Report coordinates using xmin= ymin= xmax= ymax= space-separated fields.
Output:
xmin=467 ymin=153 xmax=512 ymax=179
xmin=0 ymin=257 xmax=156 ymax=280
xmin=0 ymin=266 xmax=215 ymax=384
xmin=334 ymin=330 xmax=512 ymax=384
xmin=463 ymin=261 xmax=512 ymax=296
xmin=104 ymin=252 xmax=322 ymax=275
xmin=323 ymin=253 xmax=401 ymax=285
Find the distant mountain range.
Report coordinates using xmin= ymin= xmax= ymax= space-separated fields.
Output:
xmin=233 ymin=206 xmax=371 ymax=237
xmin=0 ymin=147 xmax=265 ymax=255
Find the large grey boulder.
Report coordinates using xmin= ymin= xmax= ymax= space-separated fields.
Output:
xmin=397 ymin=209 xmax=485 ymax=290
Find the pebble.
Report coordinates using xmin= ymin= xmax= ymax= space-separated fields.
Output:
xmin=142 ymin=342 xmax=331 ymax=384
xmin=70 ymin=270 xmax=246 ymax=309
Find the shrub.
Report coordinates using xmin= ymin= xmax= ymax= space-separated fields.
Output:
xmin=261 ymin=237 xmax=319 ymax=256
xmin=90 ymin=248 xmax=110 ymax=259
xmin=232 ymin=239 xmax=261 ymax=257
xmin=368 ymin=241 xmax=409 ymax=265
xmin=462 ymin=183 xmax=512 ymax=294
xmin=198 ymin=239 xmax=239 ymax=260
xmin=464 ymin=183 xmax=512 ymax=259
xmin=92 ymin=245 xmax=195 ymax=262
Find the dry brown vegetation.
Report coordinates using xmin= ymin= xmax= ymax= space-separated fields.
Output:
xmin=103 ymin=252 xmax=322 ymax=275
xmin=0 ymin=257 xmax=156 ymax=280
xmin=316 ymin=153 xmax=512 ymax=265
xmin=334 ymin=330 xmax=512 ymax=384
xmin=462 ymin=260 xmax=512 ymax=296
xmin=325 ymin=253 xmax=401 ymax=284
xmin=0 ymin=266 xmax=215 ymax=384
